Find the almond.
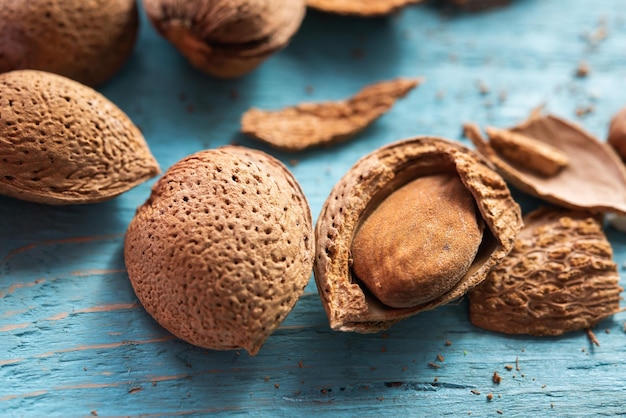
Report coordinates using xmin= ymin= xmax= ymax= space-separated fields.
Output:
xmin=314 ymin=137 xmax=522 ymax=332
xmin=0 ymin=0 xmax=138 ymax=86
xmin=0 ymin=70 xmax=159 ymax=204
xmin=124 ymin=146 xmax=314 ymax=355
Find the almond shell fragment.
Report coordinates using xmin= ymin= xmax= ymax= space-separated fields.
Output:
xmin=306 ymin=0 xmax=423 ymax=16
xmin=465 ymin=113 xmax=626 ymax=215
xmin=314 ymin=136 xmax=522 ymax=332
xmin=241 ymin=78 xmax=422 ymax=151
xmin=469 ymin=207 xmax=623 ymax=336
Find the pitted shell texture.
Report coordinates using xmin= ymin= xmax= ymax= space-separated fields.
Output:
xmin=469 ymin=207 xmax=623 ymax=336
xmin=0 ymin=0 xmax=139 ymax=87
xmin=124 ymin=146 xmax=314 ymax=355
xmin=314 ymin=136 xmax=522 ymax=333
xmin=0 ymin=70 xmax=159 ymax=204
xmin=143 ymin=0 xmax=306 ymax=78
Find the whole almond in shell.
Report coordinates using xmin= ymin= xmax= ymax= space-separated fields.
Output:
xmin=124 ymin=146 xmax=314 ymax=355
xmin=143 ymin=0 xmax=305 ymax=78
xmin=0 ymin=70 xmax=159 ymax=204
xmin=0 ymin=0 xmax=139 ymax=86
xmin=469 ymin=207 xmax=623 ymax=336
xmin=314 ymin=137 xmax=522 ymax=332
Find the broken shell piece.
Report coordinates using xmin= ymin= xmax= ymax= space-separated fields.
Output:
xmin=306 ymin=0 xmax=422 ymax=17
xmin=314 ymin=137 xmax=522 ymax=333
xmin=465 ymin=113 xmax=626 ymax=214
xmin=469 ymin=207 xmax=623 ymax=336
xmin=485 ymin=126 xmax=568 ymax=177
xmin=241 ymin=78 xmax=421 ymax=151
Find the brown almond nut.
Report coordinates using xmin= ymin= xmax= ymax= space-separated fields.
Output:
xmin=306 ymin=0 xmax=423 ymax=17
xmin=465 ymin=113 xmax=626 ymax=214
xmin=351 ymin=173 xmax=484 ymax=308
xmin=0 ymin=70 xmax=160 ymax=205
xmin=143 ymin=0 xmax=306 ymax=79
xmin=0 ymin=0 xmax=138 ymax=87
xmin=314 ymin=137 xmax=522 ymax=333
xmin=485 ymin=126 xmax=568 ymax=177
xmin=124 ymin=146 xmax=314 ymax=355
xmin=241 ymin=78 xmax=422 ymax=151
xmin=608 ymin=106 xmax=626 ymax=161
xmin=469 ymin=207 xmax=623 ymax=337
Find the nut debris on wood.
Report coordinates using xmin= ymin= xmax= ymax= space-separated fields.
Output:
xmin=469 ymin=207 xmax=623 ymax=337
xmin=241 ymin=78 xmax=422 ymax=151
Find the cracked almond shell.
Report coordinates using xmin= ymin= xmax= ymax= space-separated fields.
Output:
xmin=124 ymin=146 xmax=314 ymax=355
xmin=0 ymin=0 xmax=139 ymax=87
xmin=143 ymin=0 xmax=306 ymax=78
xmin=0 ymin=70 xmax=159 ymax=205
xmin=466 ymin=113 xmax=626 ymax=214
xmin=469 ymin=207 xmax=623 ymax=336
xmin=314 ymin=136 xmax=522 ymax=332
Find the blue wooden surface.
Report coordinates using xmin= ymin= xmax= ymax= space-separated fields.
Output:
xmin=2 ymin=1 xmax=626 ymax=416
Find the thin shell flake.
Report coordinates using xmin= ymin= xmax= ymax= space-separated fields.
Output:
xmin=465 ymin=113 xmax=626 ymax=214
xmin=314 ymin=136 xmax=522 ymax=332
xmin=306 ymin=0 xmax=423 ymax=16
xmin=469 ymin=207 xmax=623 ymax=336
xmin=241 ymin=78 xmax=422 ymax=151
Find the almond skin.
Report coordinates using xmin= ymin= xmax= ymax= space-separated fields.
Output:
xmin=0 ymin=0 xmax=139 ymax=87
xmin=124 ymin=146 xmax=314 ymax=355
xmin=0 ymin=70 xmax=160 ymax=204
xmin=351 ymin=173 xmax=484 ymax=308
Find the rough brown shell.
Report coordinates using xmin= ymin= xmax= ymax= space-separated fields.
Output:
xmin=124 ymin=146 xmax=314 ymax=355
xmin=314 ymin=136 xmax=522 ymax=332
xmin=306 ymin=0 xmax=423 ymax=17
xmin=0 ymin=70 xmax=159 ymax=204
xmin=608 ymin=106 xmax=626 ymax=161
xmin=0 ymin=0 xmax=138 ymax=87
xmin=241 ymin=78 xmax=422 ymax=151
xmin=465 ymin=113 xmax=626 ymax=215
xmin=143 ymin=0 xmax=306 ymax=78
xmin=469 ymin=207 xmax=623 ymax=336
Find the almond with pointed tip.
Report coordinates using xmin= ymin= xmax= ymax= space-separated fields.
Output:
xmin=143 ymin=0 xmax=306 ymax=78
xmin=0 ymin=70 xmax=159 ymax=204
xmin=124 ymin=146 xmax=314 ymax=355
xmin=0 ymin=0 xmax=138 ymax=87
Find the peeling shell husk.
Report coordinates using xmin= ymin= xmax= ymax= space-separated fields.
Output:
xmin=313 ymin=136 xmax=522 ymax=333
xmin=466 ymin=113 xmax=626 ymax=215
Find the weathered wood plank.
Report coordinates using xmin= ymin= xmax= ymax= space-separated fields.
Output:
xmin=2 ymin=0 xmax=626 ymax=416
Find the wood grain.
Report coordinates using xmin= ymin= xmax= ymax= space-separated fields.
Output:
xmin=2 ymin=0 xmax=626 ymax=416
